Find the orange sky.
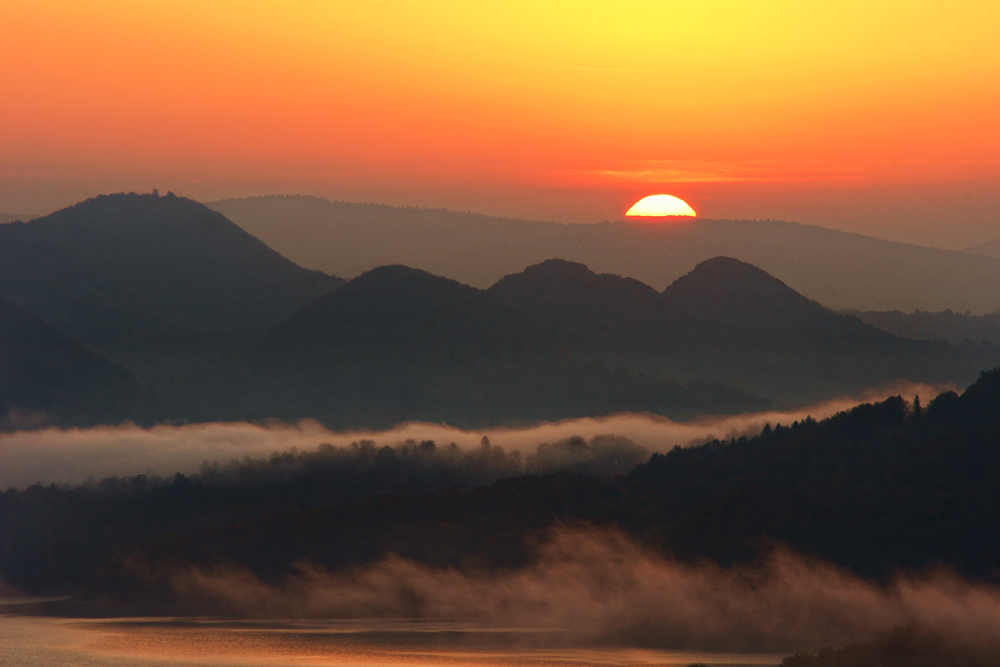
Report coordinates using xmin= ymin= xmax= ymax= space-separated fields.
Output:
xmin=2 ymin=0 xmax=999 ymax=247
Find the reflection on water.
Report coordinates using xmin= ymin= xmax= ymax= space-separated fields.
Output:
xmin=0 ymin=616 xmax=782 ymax=667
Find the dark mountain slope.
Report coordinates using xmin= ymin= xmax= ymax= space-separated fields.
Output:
xmin=490 ymin=258 xmax=660 ymax=318
xmin=484 ymin=257 xmax=999 ymax=406
xmin=224 ymin=266 xmax=765 ymax=428
xmin=646 ymin=257 xmax=999 ymax=402
xmin=0 ymin=192 xmax=343 ymax=351
xmin=488 ymin=259 xmax=666 ymax=352
xmin=264 ymin=265 xmax=530 ymax=352
xmin=0 ymin=300 xmax=153 ymax=429
xmin=658 ymin=257 xmax=893 ymax=347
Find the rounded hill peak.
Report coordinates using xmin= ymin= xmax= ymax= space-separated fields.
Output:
xmin=268 ymin=264 xmax=524 ymax=350
xmin=521 ymin=258 xmax=595 ymax=277
xmin=664 ymin=256 xmax=802 ymax=303
xmin=0 ymin=191 xmax=342 ymax=348
xmin=490 ymin=258 xmax=660 ymax=311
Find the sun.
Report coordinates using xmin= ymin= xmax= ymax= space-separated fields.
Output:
xmin=625 ymin=194 xmax=696 ymax=218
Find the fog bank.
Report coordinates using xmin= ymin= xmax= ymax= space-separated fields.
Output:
xmin=174 ymin=526 xmax=1000 ymax=654
xmin=0 ymin=382 xmax=945 ymax=490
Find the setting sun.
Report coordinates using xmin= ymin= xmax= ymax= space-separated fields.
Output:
xmin=625 ymin=195 xmax=697 ymax=218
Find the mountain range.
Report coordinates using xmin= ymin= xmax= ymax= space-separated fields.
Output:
xmin=209 ymin=195 xmax=1000 ymax=313
xmin=3 ymin=193 xmax=1000 ymax=428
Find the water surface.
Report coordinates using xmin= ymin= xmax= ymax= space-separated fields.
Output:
xmin=0 ymin=616 xmax=783 ymax=667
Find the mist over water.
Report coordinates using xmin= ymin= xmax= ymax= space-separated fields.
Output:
xmin=172 ymin=526 xmax=1000 ymax=654
xmin=0 ymin=382 xmax=946 ymax=489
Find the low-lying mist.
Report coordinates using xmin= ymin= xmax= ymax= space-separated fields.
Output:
xmin=173 ymin=525 xmax=1000 ymax=654
xmin=0 ymin=382 xmax=946 ymax=490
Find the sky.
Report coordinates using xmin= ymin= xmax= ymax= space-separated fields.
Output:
xmin=2 ymin=0 xmax=999 ymax=248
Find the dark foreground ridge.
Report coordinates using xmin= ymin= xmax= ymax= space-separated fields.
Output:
xmin=3 ymin=368 xmax=1000 ymax=613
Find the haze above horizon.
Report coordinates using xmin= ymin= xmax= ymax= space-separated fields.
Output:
xmin=2 ymin=1 xmax=999 ymax=248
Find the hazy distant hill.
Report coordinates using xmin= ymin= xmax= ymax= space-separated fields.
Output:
xmin=209 ymin=195 xmax=1000 ymax=313
xmin=966 ymin=237 xmax=1000 ymax=259
xmin=208 ymin=195 xmax=570 ymax=279
xmin=0 ymin=193 xmax=343 ymax=351
xmin=0 ymin=300 xmax=152 ymax=429
xmin=846 ymin=309 xmax=1000 ymax=345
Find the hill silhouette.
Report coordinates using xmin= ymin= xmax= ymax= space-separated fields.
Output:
xmin=153 ymin=258 xmax=1000 ymax=425
xmin=484 ymin=257 xmax=999 ymax=404
xmin=225 ymin=265 xmax=764 ymax=428
xmin=0 ymin=192 xmax=343 ymax=352
xmin=210 ymin=196 xmax=1000 ymax=313
xmin=658 ymin=257 xmax=891 ymax=346
xmin=265 ymin=265 xmax=530 ymax=351
xmin=0 ymin=300 xmax=153 ymax=429
xmin=489 ymin=259 xmax=661 ymax=332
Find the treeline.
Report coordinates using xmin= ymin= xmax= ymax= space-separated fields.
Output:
xmin=2 ymin=369 xmax=1000 ymax=608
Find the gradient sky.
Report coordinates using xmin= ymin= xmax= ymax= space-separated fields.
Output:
xmin=3 ymin=1 xmax=999 ymax=248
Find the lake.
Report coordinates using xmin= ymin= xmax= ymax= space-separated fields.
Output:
xmin=0 ymin=616 xmax=783 ymax=667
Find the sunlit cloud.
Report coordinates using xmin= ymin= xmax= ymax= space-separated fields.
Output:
xmin=554 ymin=157 xmax=1000 ymax=189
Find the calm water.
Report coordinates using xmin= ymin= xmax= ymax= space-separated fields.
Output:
xmin=0 ymin=616 xmax=783 ymax=667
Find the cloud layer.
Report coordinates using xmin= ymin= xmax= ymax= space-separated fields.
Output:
xmin=0 ymin=382 xmax=945 ymax=490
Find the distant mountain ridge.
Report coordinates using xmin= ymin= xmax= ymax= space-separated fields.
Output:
xmin=966 ymin=237 xmax=1000 ymax=259
xmin=208 ymin=195 xmax=569 ymax=279
xmin=209 ymin=195 xmax=1000 ymax=313
xmin=0 ymin=192 xmax=343 ymax=351
xmin=846 ymin=309 xmax=1000 ymax=345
